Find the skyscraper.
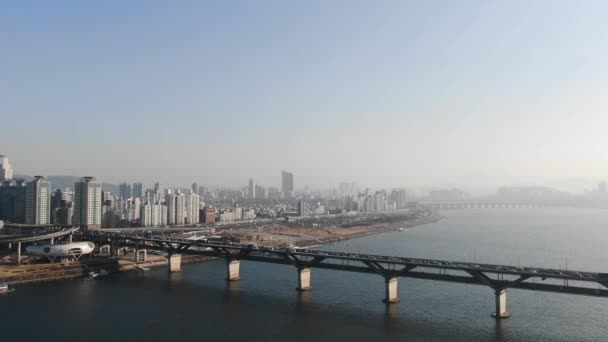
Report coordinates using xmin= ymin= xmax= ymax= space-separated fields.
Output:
xmin=166 ymin=193 xmax=177 ymax=225
xmin=0 ymin=155 xmax=13 ymax=182
xmin=166 ymin=191 xmax=186 ymax=225
xmin=297 ymin=198 xmax=307 ymax=217
xmin=119 ymin=182 xmax=132 ymax=199
xmin=74 ymin=177 xmax=103 ymax=230
xmin=191 ymin=183 xmax=199 ymax=196
xmin=281 ymin=170 xmax=294 ymax=198
xmin=132 ymin=182 xmax=146 ymax=198
xmin=0 ymin=179 xmax=26 ymax=223
xmin=25 ymin=176 xmax=51 ymax=225
xmin=185 ymin=191 xmax=200 ymax=224
xmin=175 ymin=191 xmax=186 ymax=225
xmin=248 ymin=178 xmax=256 ymax=199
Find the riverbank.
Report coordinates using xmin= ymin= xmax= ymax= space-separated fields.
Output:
xmin=233 ymin=210 xmax=442 ymax=248
xmin=0 ymin=254 xmax=215 ymax=286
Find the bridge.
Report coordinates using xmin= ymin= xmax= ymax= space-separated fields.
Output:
xmin=0 ymin=226 xmax=80 ymax=265
xmin=82 ymin=232 xmax=608 ymax=319
xmin=420 ymin=202 xmax=549 ymax=210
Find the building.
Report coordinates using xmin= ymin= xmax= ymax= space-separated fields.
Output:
xmin=281 ymin=170 xmax=294 ymax=198
xmin=51 ymin=189 xmax=73 ymax=225
xmin=0 ymin=179 xmax=26 ymax=223
xmin=166 ymin=191 xmax=186 ymax=225
xmin=73 ymin=177 xmax=103 ymax=230
xmin=132 ymin=182 xmax=145 ymax=198
xmin=185 ymin=191 xmax=200 ymax=224
xmin=166 ymin=193 xmax=177 ymax=225
xmin=191 ymin=183 xmax=199 ymax=196
xmin=248 ymin=178 xmax=256 ymax=199
xmin=390 ymin=189 xmax=407 ymax=209
xmin=297 ymin=199 xmax=307 ymax=217
xmin=0 ymin=155 xmax=13 ymax=182
xmin=201 ymin=206 xmax=216 ymax=224
xmin=119 ymin=182 xmax=132 ymax=199
xmin=255 ymin=184 xmax=267 ymax=199
xmin=25 ymin=176 xmax=51 ymax=225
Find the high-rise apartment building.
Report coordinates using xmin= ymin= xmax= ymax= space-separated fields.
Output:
xmin=132 ymin=182 xmax=145 ymax=198
xmin=175 ymin=191 xmax=186 ymax=225
xmin=166 ymin=193 xmax=177 ymax=225
xmin=185 ymin=191 xmax=200 ymax=224
xmin=248 ymin=178 xmax=256 ymax=199
xmin=281 ymin=170 xmax=294 ymax=198
xmin=0 ymin=179 xmax=26 ymax=223
xmin=0 ymin=155 xmax=13 ymax=182
xmin=25 ymin=176 xmax=51 ymax=225
xmin=255 ymin=184 xmax=267 ymax=199
xmin=297 ymin=199 xmax=307 ymax=217
xmin=119 ymin=182 xmax=132 ymax=199
xmin=73 ymin=177 xmax=103 ymax=230
xmin=166 ymin=191 xmax=186 ymax=225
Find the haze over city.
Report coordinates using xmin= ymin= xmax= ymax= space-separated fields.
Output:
xmin=3 ymin=1 xmax=608 ymax=191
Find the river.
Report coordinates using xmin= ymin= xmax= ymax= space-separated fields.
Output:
xmin=2 ymin=208 xmax=607 ymax=341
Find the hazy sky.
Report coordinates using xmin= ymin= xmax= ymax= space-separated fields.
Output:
xmin=2 ymin=1 xmax=608 ymax=191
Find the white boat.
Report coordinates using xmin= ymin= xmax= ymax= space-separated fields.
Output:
xmin=89 ymin=269 xmax=109 ymax=279
xmin=0 ymin=282 xmax=13 ymax=293
xmin=398 ymin=228 xmax=405 ymax=231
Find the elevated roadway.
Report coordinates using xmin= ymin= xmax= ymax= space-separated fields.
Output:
xmin=83 ymin=231 xmax=608 ymax=318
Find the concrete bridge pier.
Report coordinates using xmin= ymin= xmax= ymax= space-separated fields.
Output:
xmin=296 ymin=267 xmax=311 ymax=291
xmin=226 ymin=260 xmax=240 ymax=281
xmin=491 ymin=288 xmax=510 ymax=318
xmin=99 ymin=245 xmax=111 ymax=256
xmin=17 ymin=241 xmax=22 ymax=265
xmin=135 ymin=249 xmax=147 ymax=262
xmin=168 ymin=254 xmax=182 ymax=273
xmin=383 ymin=276 xmax=400 ymax=304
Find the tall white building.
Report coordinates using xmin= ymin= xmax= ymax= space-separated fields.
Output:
xmin=166 ymin=193 xmax=177 ymax=225
xmin=73 ymin=177 xmax=103 ymax=230
xmin=0 ymin=155 xmax=13 ymax=182
xmin=175 ymin=191 xmax=186 ymax=225
xmin=141 ymin=202 xmax=152 ymax=227
xmin=166 ymin=191 xmax=186 ymax=225
xmin=25 ymin=176 xmax=51 ymax=225
xmin=185 ymin=191 xmax=200 ymax=224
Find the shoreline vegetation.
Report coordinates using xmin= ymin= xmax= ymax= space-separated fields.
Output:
xmin=0 ymin=210 xmax=441 ymax=286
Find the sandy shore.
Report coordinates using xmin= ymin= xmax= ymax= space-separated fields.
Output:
xmin=0 ymin=254 xmax=215 ymax=286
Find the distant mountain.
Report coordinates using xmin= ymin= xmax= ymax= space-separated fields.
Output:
xmin=14 ymin=174 xmax=119 ymax=194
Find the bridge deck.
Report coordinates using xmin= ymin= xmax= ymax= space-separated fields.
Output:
xmin=83 ymin=232 xmax=608 ymax=298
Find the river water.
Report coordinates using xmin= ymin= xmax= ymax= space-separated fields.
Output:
xmin=2 ymin=208 xmax=608 ymax=341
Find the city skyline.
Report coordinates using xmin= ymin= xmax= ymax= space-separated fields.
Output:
xmin=3 ymin=152 xmax=608 ymax=195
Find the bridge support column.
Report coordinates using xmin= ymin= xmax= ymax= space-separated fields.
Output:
xmin=491 ymin=288 xmax=510 ymax=318
xmin=17 ymin=241 xmax=22 ymax=265
xmin=296 ymin=267 xmax=311 ymax=291
xmin=135 ymin=249 xmax=147 ymax=262
xmin=383 ymin=277 xmax=400 ymax=304
xmin=168 ymin=254 xmax=181 ymax=273
xmin=99 ymin=245 xmax=110 ymax=256
xmin=226 ymin=260 xmax=240 ymax=281
xmin=68 ymin=234 xmax=73 ymax=243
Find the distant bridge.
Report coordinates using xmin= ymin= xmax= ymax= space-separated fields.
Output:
xmin=420 ymin=202 xmax=550 ymax=210
xmin=82 ymin=232 xmax=608 ymax=319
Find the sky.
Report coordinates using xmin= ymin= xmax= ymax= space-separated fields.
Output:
xmin=2 ymin=1 xmax=608 ymax=192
